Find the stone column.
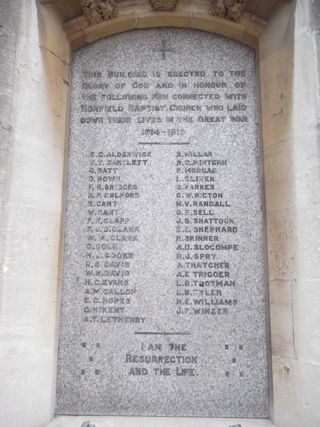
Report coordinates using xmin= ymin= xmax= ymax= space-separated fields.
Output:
xmin=0 ymin=1 xmax=70 ymax=426
xmin=260 ymin=1 xmax=320 ymax=425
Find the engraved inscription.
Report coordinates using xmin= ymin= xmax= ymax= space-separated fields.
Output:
xmin=56 ymin=29 xmax=268 ymax=418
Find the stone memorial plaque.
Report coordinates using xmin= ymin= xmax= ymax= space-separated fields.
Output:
xmin=56 ymin=28 xmax=269 ymax=417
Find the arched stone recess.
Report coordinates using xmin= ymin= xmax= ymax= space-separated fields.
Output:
xmin=62 ymin=1 xmax=267 ymax=50
xmin=57 ymin=12 xmax=272 ymax=422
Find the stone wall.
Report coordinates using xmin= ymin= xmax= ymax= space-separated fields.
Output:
xmin=0 ymin=1 xmax=70 ymax=426
xmin=0 ymin=0 xmax=320 ymax=426
xmin=260 ymin=0 xmax=320 ymax=426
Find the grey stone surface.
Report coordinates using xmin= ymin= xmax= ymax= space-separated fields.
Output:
xmin=0 ymin=0 xmax=20 ymax=283
xmin=48 ymin=415 xmax=276 ymax=427
xmin=56 ymin=28 xmax=269 ymax=418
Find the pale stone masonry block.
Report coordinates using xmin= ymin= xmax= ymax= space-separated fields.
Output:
xmin=1 ymin=278 xmax=58 ymax=331
xmin=259 ymin=47 xmax=294 ymax=147
xmin=261 ymin=2 xmax=320 ymax=426
xmin=265 ymin=169 xmax=320 ymax=211
xmin=13 ymin=36 xmax=69 ymax=151
xmin=0 ymin=2 xmax=70 ymax=427
xmin=0 ymin=324 xmax=57 ymax=427
xmin=272 ymin=356 xmax=320 ymax=427
xmin=36 ymin=3 xmax=71 ymax=64
xmin=263 ymin=133 xmax=320 ymax=184
xmin=269 ymin=280 xmax=295 ymax=358
xmin=267 ymin=206 xmax=320 ymax=282
xmin=1 ymin=203 xmax=62 ymax=281
xmin=266 ymin=208 xmax=296 ymax=282
xmin=292 ymin=280 xmax=320 ymax=364
xmin=263 ymin=138 xmax=294 ymax=183
xmin=259 ymin=2 xmax=294 ymax=61
xmin=0 ymin=0 xmax=19 ymax=53
xmin=9 ymin=133 xmax=65 ymax=211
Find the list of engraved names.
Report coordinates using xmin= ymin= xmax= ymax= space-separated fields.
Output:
xmin=56 ymin=29 xmax=269 ymax=418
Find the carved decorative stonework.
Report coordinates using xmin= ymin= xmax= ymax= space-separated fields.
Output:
xmin=81 ymin=0 xmax=117 ymax=25
xmin=209 ymin=0 xmax=247 ymax=22
xmin=209 ymin=0 xmax=225 ymax=18
xmin=149 ymin=0 xmax=179 ymax=11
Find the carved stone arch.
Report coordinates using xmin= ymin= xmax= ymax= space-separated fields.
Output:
xmin=59 ymin=0 xmax=267 ymax=51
